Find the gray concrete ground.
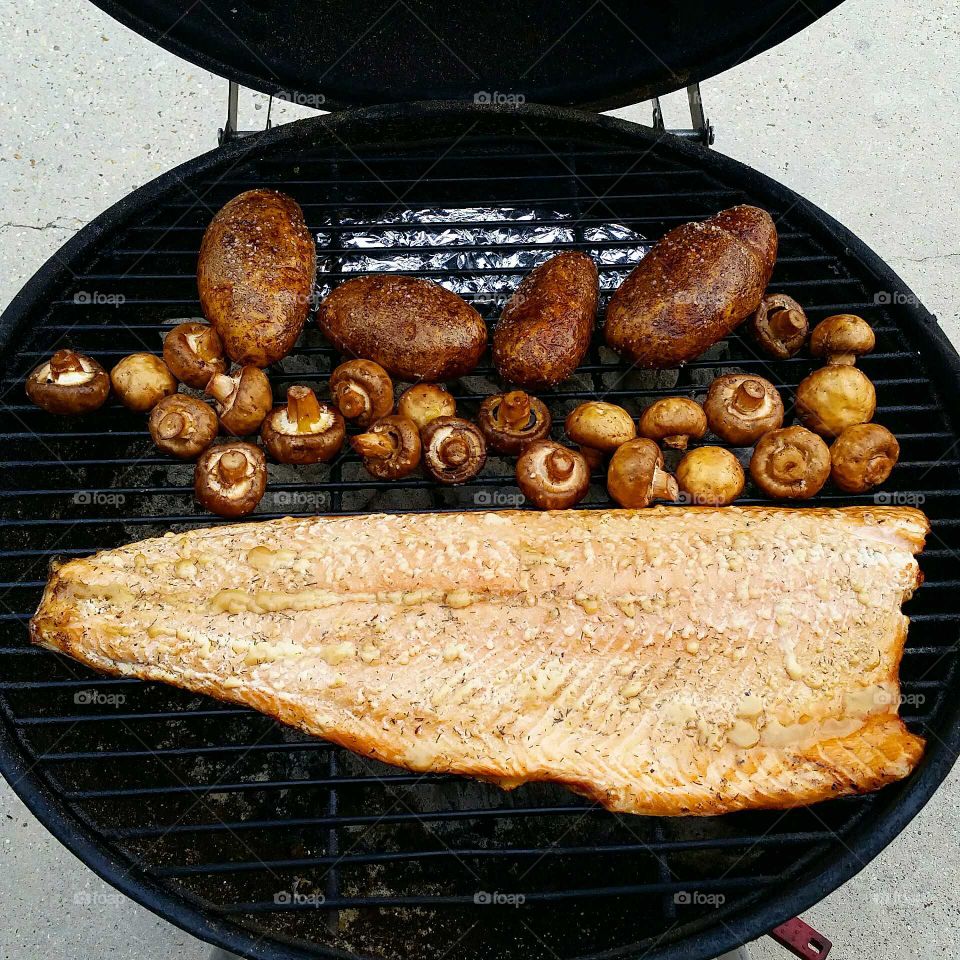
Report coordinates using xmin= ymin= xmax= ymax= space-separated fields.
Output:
xmin=1 ymin=0 xmax=958 ymax=957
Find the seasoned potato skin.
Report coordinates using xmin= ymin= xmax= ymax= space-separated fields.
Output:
xmin=604 ymin=205 xmax=777 ymax=369
xmin=198 ymin=189 xmax=316 ymax=368
xmin=493 ymin=252 xmax=598 ymax=388
xmin=318 ymin=275 xmax=487 ymax=382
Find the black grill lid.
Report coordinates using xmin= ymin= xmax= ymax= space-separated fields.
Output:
xmin=89 ymin=0 xmax=844 ymax=109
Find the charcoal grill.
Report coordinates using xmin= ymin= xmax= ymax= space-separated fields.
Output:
xmin=2 ymin=6 xmax=959 ymax=960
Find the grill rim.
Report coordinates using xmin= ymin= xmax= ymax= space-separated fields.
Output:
xmin=2 ymin=100 xmax=959 ymax=960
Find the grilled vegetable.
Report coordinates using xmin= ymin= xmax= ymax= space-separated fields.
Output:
xmin=352 ymin=415 xmax=421 ymax=480
xmin=162 ymin=322 xmax=226 ymax=389
xmin=704 ymin=374 xmax=784 ymax=446
xmin=607 ymin=438 xmax=678 ymax=508
xmin=329 ymin=359 xmax=394 ymax=428
xmin=810 ymin=314 xmax=875 ymax=366
xmin=795 ymin=366 xmax=876 ymax=439
xmin=148 ymin=395 xmax=218 ymax=459
xmin=750 ymin=426 xmax=830 ymax=500
xmin=830 ymin=424 xmax=899 ymax=493
xmin=676 ymin=446 xmax=744 ymax=506
xmin=565 ymin=401 xmax=636 ymax=465
xmin=206 ymin=365 xmax=273 ymax=436
xmin=748 ymin=293 xmax=808 ymax=359
xmin=194 ymin=442 xmax=267 ymax=518
xmin=421 ymin=417 xmax=486 ymax=485
xmin=26 ymin=350 xmax=110 ymax=415
xmin=604 ymin=205 xmax=777 ymax=368
xmin=110 ymin=353 xmax=177 ymax=412
xmin=397 ymin=384 xmax=456 ymax=432
xmin=198 ymin=189 xmax=316 ymax=368
xmin=517 ymin=440 xmax=590 ymax=509
xmin=477 ymin=391 xmax=551 ymax=455
xmin=492 ymin=251 xmax=598 ymax=388
xmin=261 ymin=387 xmax=345 ymax=465
xmin=638 ymin=397 xmax=707 ymax=450
xmin=318 ymin=275 xmax=486 ymax=382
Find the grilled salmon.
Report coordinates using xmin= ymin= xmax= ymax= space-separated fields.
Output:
xmin=30 ymin=506 xmax=927 ymax=816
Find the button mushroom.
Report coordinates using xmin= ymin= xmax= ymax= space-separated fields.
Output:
xmin=195 ymin=442 xmax=267 ymax=518
xmin=703 ymin=374 xmax=784 ymax=446
xmin=351 ymin=415 xmax=421 ymax=480
xmin=638 ymin=397 xmax=707 ymax=450
xmin=810 ymin=314 xmax=875 ymax=366
xmin=477 ymin=391 xmax=551 ymax=455
xmin=748 ymin=293 xmax=808 ymax=359
xmin=329 ymin=359 xmax=394 ymax=428
xmin=516 ymin=440 xmax=590 ymax=510
xmin=830 ymin=423 xmax=900 ymax=493
xmin=110 ymin=353 xmax=177 ymax=412
xmin=148 ymin=395 xmax=218 ymax=459
xmin=205 ymin=365 xmax=273 ymax=436
xmin=749 ymin=426 xmax=830 ymax=500
xmin=260 ymin=386 xmax=345 ymax=464
xmin=607 ymin=438 xmax=679 ymax=509
xmin=162 ymin=322 xmax=227 ymax=388
xmin=25 ymin=349 xmax=110 ymax=415
xmin=397 ymin=383 xmax=456 ymax=432
xmin=421 ymin=417 xmax=487 ymax=485
xmin=565 ymin=401 xmax=636 ymax=465
xmin=676 ymin=446 xmax=745 ymax=506
xmin=795 ymin=365 xmax=876 ymax=438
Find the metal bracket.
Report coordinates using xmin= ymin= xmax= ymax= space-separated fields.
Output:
xmin=769 ymin=917 xmax=832 ymax=959
xmin=652 ymin=83 xmax=715 ymax=146
xmin=218 ymin=81 xmax=274 ymax=145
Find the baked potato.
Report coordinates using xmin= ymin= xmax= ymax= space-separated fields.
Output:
xmin=198 ymin=189 xmax=316 ymax=368
xmin=492 ymin=251 xmax=598 ymax=388
xmin=318 ymin=274 xmax=486 ymax=382
xmin=604 ymin=205 xmax=777 ymax=368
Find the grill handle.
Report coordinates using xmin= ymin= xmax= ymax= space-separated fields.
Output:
xmin=769 ymin=917 xmax=832 ymax=958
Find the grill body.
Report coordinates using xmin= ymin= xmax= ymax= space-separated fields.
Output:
xmin=1 ymin=102 xmax=958 ymax=960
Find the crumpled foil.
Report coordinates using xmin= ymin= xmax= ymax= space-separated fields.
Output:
xmin=315 ymin=206 xmax=648 ymax=300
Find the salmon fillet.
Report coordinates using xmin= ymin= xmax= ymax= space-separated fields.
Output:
xmin=30 ymin=506 xmax=928 ymax=816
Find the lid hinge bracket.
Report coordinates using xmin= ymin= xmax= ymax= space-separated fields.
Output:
xmin=218 ymin=81 xmax=274 ymax=145
xmin=651 ymin=84 xmax=715 ymax=146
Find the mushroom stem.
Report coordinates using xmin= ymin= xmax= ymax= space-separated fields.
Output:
xmin=353 ymin=431 xmax=396 ymax=460
xmin=546 ymin=448 xmax=576 ymax=483
xmin=206 ymin=373 xmax=236 ymax=405
xmin=651 ymin=466 xmax=679 ymax=502
xmin=336 ymin=383 xmax=368 ymax=420
xmin=50 ymin=350 xmax=85 ymax=378
xmin=157 ymin=411 xmax=186 ymax=441
xmin=287 ymin=385 xmax=322 ymax=432
xmin=438 ymin=434 xmax=469 ymax=467
xmin=497 ymin=391 xmax=531 ymax=430
xmin=770 ymin=446 xmax=807 ymax=482
xmin=732 ymin=379 xmax=766 ymax=414
xmin=828 ymin=352 xmax=856 ymax=366
xmin=663 ymin=434 xmax=688 ymax=451
xmin=769 ymin=307 xmax=806 ymax=341
xmin=218 ymin=449 xmax=250 ymax=484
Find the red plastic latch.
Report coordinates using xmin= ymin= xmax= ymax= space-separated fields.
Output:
xmin=769 ymin=917 xmax=832 ymax=959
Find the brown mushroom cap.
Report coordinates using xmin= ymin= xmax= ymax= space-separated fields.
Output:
xmin=477 ymin=391 xmax=551 ymax=455
xmin=162 ymin=322 xmax=226 ymax=389
xmin=794 ymin=365 xmax=876 ymax=439
xmin=148 ymin=394 xmax=218 ymax=459
xmin=260 ymin=386 xmax=345 ymax=464
xmin=110 ymin=353 xmax=177 ymax=413
xmin=638 ymin=397 xmax=707 ymax=450
xmin=676 ymin=446 xmax=745 ymax=506
xmin=421 ymin=417 xmax=487 ymax=485
xmin=748 ymin=293 xmax=808 ymax=360
xmin=565 ymin=401 xmax=636 ymax=454
xmin=330 ymin=359 xmax=394 ymax=428
xmin=194 ymin=442 xmax=267 ymax=518
xmin=607 ymin=438 xmax=679 ymax=509
xmin=703 ymin=374 xmax=784 ymax=446
xmin=397 ymin=383 xmax=456 ymax=432
xmin=749 ymin=426 xmax=830 ymax=500
xmin=810 ymin=314 xmax=875 ymax=365
xmin=206 ymin=365 xmax=273 ymax=435
xmin=516 ymin=440 xmax=590 ymax=510
xmin=829 ymin=423 xmax=900 ymax=493
xmin=351 ymin=415 xmax=421 ymax=480
xmin=25 ymin=350 xmax=110 ymax=415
